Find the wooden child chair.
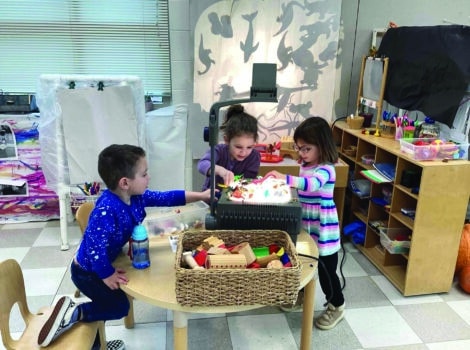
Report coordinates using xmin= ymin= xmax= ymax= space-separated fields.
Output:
xmin=74 ymin=201 xmax=95 ymax=298
xmin=0 ymin=258 xmax=106 ymax=350
xmin=75 ymin=201 xmax=95 ymax=235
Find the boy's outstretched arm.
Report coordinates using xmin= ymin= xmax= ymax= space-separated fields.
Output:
xmin=184 ymin=188 xmax=217 ymax=204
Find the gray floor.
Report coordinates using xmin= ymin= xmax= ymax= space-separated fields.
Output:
xmin=1 ymin=219 xmax=470 ymax=350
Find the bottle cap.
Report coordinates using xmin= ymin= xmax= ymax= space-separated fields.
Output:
xmin=132 ymin=224 xmax=148 ymax=240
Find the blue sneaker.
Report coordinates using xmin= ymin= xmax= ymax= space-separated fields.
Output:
xmin=106 ymin=340 xmax=125 ymax=350
xmin=38 ymin=296 xmax=78 ymax=346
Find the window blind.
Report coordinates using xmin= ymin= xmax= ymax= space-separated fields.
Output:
xmin=0 ymin=0 xmax=171 ymax=95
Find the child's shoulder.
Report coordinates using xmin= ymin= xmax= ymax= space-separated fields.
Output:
xmin=94 ymin=190 xmax=126 ymax=209
xmin=302 ymin=162 xmax=334 ymax=170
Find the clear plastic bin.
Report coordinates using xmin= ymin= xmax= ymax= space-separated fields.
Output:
xmin=399 ymin=138 xmax=469 ymax=161
xmin=144 ymin=201 xmax=209 ymax=236
xmin=379 ymin=228 xmax=411 ymax=254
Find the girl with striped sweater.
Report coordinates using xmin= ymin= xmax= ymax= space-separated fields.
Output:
xmin=264 ymin=116 xmax=345 ymax=330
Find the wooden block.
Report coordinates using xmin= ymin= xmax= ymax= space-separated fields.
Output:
xmin=206 ymin=254 xmax=247 ymax=269
xmin=231 ymin=242 xmax=256 ymax=265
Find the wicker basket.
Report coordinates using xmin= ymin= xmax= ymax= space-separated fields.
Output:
xmin=175 ymin=230 xmax=301 ymax=307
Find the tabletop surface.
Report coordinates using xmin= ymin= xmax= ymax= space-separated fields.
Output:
xmin=115 ymin=230 xmax=318 ymax=313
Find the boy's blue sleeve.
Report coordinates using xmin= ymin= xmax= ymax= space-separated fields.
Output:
xmin=143 ymin=189 xmax=186 ymax=207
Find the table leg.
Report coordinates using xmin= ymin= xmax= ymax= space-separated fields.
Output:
xmin=173 ymin=311 xmax=188 ymax=350
xmin=300 ymin=277 xmax=315 ymax=350
xmin=124 ymin=295 xmax=135 ymax=329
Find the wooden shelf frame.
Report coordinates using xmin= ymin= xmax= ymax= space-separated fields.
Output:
xmin=334 ymin=121 xmax=470 ymax=295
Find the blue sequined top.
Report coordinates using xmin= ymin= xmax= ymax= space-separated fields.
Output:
xmin=75 ymin=189 xmax=186 ymax=279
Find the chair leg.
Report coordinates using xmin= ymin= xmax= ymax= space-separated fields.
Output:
xmin=98 ymin=321 xmax=106 ymax=350
xmin=124 ymin=295 xmax=135 ymax=329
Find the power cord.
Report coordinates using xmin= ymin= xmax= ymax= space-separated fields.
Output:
xmin=339 ymin=239 xmax=347 ymax=291
xmin=331 ymin=115 xmax=347 ymax=130
xmin=298 ymin=253 xmax=334 ymax=306
xmin=298 ymin=237 xmax=348 ymax=304
xmin=331 ymin=114 xmax=348 ymax=291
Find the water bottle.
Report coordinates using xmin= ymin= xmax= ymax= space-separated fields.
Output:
xmin=131 ymin=224 xmax=150 ymax=269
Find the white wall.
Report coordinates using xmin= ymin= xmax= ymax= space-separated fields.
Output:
xmin=168 ymin=0 xmax=193 ymax=190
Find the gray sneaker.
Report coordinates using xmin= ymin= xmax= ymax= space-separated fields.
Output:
xmin=38 ymin=296 xmax=78 ymax=346
xmin=315 ymin=302 xmax=345 ymax=330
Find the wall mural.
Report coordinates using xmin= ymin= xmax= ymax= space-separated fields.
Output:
xmin=0 ymin=114 xmax=60 ymax=223
xmin=189 ymin=0 xmax=341 ymax=158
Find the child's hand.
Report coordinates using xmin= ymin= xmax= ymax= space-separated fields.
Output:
xmin=215 ymin=165 xmax=234 ymax=186
xmin=185 ymin=189 xmax=219 ymax=204
xmin=200 ymin=188 xmax=219 ymax=203
xmin=103 ymin=268 xmax=128 ymax=290
xmin=263 ymin=170 xmax=286 ymax=181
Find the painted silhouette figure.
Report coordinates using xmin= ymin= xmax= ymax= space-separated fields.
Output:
xmin=197 ymin=34 xmax=215 ymax=75
xmin=273 ymin=1 xmax=304 ymax=37
xmin=240 ymin=11 xmax=259 ymax=63
xmin=277 ymin=31 xmax=293 ymax=71
xmin=208 ymin=12 xmax=233 ymax=38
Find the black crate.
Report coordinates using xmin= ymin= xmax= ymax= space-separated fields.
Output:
xmin=215 ymin=188 xmax=302 ymax=245
xmin=0 ymin=94 xmax=37 ymax=113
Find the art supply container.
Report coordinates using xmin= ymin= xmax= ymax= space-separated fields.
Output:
xmin=360 ymin=113 xmax=373 ymax=127
xmin=403 ymin=126 xmax=415 ymax=139
xmin=346 ymin=115 xmax=364 ymax=129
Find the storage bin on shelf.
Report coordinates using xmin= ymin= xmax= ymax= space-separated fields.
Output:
xmin=343 ymin=145 xmax=357 ymax=157
xmin=144 ymin=201 xmax=208 ymax=236
xmin=69 ymin=187 xmax=100 ymax=214
xmin=349 ymin=179 xmax=371 ymax=198
xmin=399 ymin=138 xmax=469 ymax=161
xmin=175 ymin=229 xmax=301 ymax=307
xmin=379 ymin=228 xmax=411 ymax=254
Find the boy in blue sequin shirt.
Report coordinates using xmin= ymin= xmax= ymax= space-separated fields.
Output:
xmin=38 ymin=144 xmax=212 ymax=348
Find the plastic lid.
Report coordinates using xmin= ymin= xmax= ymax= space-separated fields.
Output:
xmin=132 ymin=224 xmax=148 ymax=240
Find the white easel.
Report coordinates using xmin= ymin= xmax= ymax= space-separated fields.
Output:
xmin=37 ymin=75 xmax=146 ymax=250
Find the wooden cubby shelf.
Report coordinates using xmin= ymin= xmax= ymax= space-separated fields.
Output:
xmin=334 ymin=121 xmax=470 ymax=296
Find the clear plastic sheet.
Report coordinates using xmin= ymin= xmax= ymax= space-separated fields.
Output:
xmin=145 ymin=105 xmax=187 ymax=191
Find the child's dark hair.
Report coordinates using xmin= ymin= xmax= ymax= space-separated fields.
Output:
xmin=294 ymin=117 xmax=338 ymax=164
xmin=220 ymin=104 xmax=258 ymax=142
xmin=98 ymin=144 xmax=146 ymax=190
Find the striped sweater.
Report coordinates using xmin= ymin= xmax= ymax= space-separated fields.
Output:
xmin=286 ymin=163 xmax=340 ymax=256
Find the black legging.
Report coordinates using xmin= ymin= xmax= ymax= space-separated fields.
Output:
xmin=318 ymin=252 xmax=344 ymax=307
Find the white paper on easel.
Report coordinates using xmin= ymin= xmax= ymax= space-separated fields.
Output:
xmin=363 ymin=59 xmax=383 ymax=102
xmin=58 ymin=85 xmax=139 ymax=184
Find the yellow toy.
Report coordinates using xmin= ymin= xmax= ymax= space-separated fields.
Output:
xmin=279 ymin=136 xmax=299 ymax=160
